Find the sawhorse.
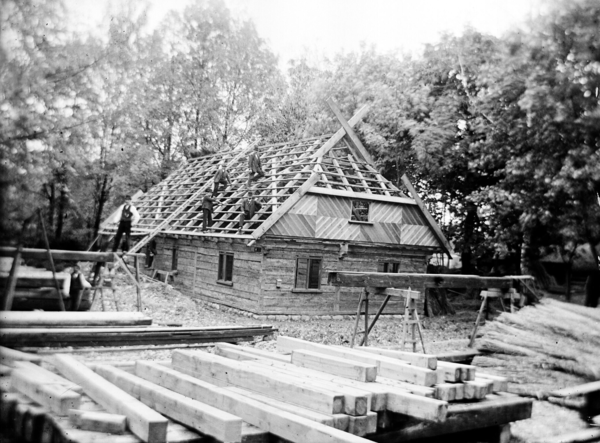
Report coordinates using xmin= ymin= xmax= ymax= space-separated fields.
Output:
xmin=350 ymin=287 xmax=426 ymax=352
xmin=468 ymin=288 xmax=522 ymax=347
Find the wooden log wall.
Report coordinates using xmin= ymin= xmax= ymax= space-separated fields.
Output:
xmin=259 ymin=239 xmax=429 ymax=315
xmin=153 ymin=235 xmax=431 ymax=316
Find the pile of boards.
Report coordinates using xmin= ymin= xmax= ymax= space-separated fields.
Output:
xmin=472 ymin=298 xmax=600 ymax=398
xmin=1 ymin=336 xmax=533 ymax=443
xmin=0 ymin=311 xmax=277 ymax=348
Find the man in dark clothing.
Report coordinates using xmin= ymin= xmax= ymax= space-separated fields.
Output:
xmin=69 ymin=264 xmax=91 ymax=311
xmin=202 ymin=194 xmax=214 ymax=232
xmin=238 ymin=194 xmax=262 ymax=234
xmin=212 ymin=164 xmax=231 ymax=197
xmin=112 ymin=197 xmax=140 ymax=252
xmin=247 ymin=147 xmax=265 ymax=185
xmin=145 ymin=240 xmax=157 ymax=268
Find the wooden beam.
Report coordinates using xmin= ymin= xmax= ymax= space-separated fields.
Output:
xmin=0 ymin=244 xmax=22 ymax=311
xmin=215 ymin=343 xmax=291 ymax=363
xmin=0 ymin=311 xmax=152 ymax=328
xmin=135 ymin=361 xmax=373 ymax=443
xmin=367 ymin=287 xmax=421 ymax=299
xmin=251 ymin=172 xmax=321 ymax=240
xmin=550 ymin=381 xmax=600 ymax=398
xmin=354 ymin=347 xmax=437 ymax=370
xmin=437 ymin=361 xmax=476 ymax=381
xmin=49 ymin=354 xmax=168 ymax=443
xmin=308 ymin=186 xmax=415 ymax=205
xmin=94 ymin=364 xmax=243 ymax=443
xmin=328 ymin=271 xmax=526 ymax=289
xmin=11 ymin=361 xmax=83 ymax=393
xmin=171 ymin=349 xmax=345 ymax=415
xmin=401 ymin=175 xmax=453 ymax=256
xmin=225 ymin=386 xmax=343 ymax=430
xmin=11 ymin=369 xmax=81 ymax=415
xmin=312 ymin=105 xmax=370 ymax=160
xmin=68 ymin=409 xmax=127 ymax=434
xmin=277 ymin=337 xmax=437 ymax=387
xmin=0 ymin=346 xmax=42 ymax=365
xmin=327 ymin=99 xmax=375 ymax=165
xmin=291 ymin=349 xmax=378 ymax=383
xmin=0 ymin=247 xmax=116 ymax=263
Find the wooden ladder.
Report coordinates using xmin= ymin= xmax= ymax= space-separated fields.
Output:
xmin=401 ymin=289 xmax=426 ymax=353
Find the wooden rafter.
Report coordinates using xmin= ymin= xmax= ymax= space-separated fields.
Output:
xmin=326 ymin=98 xmax=375 ymax=165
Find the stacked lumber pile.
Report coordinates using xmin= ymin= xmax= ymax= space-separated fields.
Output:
xmin=0 ymin=311 xmax=276 ymax=348
xmin=473 ymin=298 xmax=600 ymax=398
xmin=1 ymin=336 xmax=533 ymax=443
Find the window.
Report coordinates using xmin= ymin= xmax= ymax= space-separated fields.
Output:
xmin=295 ymin=257 xmax=322 ymax=289
xmin=350 ymin=200 xmax=370 ymax=222
xmin=379 ymin=262 xmax=400 ymax=273
xmin=218 ymin=252 xmax=234 ymax=284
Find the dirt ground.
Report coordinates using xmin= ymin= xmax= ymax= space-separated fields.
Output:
xmin=48 ymin=273 xmax=595 ymax=443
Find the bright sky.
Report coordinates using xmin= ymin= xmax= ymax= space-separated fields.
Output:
xmin=67 ymin=0 xmax=545 ymax=66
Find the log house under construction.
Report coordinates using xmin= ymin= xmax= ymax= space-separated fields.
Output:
xmin=102 ymin=105 xmax=453 ymax=315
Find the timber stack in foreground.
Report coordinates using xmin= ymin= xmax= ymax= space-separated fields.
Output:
xmin=1 ymin=336 xmax=532 ymax=443
xmin=472 ymin=298 xmax=600 ymax=398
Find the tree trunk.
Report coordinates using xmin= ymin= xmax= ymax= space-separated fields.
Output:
xmin=55 ymin=184 xmax=67 ymax=242
xmin=461 ymin=202 xmax=477 ymax=274
xmin=92 ymin=174 xmax=110 ymax=240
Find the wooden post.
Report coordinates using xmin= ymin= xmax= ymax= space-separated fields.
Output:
xmin=360 ymin=294 xmax=392 ymax=346
xmin=134 ymin=256 xmax=142 ymax=311
xmin=38 ymin=211 xmax=66 ymax=311
xmin=114 ymin=254 xmax=143 ymax=312
xmin=363 ymin=290 xmax=369 ymax=346
xmin=350 ymin=291 xmax=364 ymax=348
xmin=1 ymin=245 xmax=22 ymax=311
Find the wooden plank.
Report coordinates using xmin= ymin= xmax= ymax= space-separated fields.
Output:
xmin=11 ymin=369 xmax=81 ymax=415
xmin=0 ymin=311 xmax=152 ymax=328
xmin=0 ymin=346 xmax=42 ymax=365
xmin=251 ymin=172 xmax=321 ymax=240
xmin=0 ymin=325 xmax=276 ymax=348
xmin=435 ymin=365 xmax=461 ymax=383
xmin=11 ymin=361 xmax=83 ymax=393
xmin=135 ymin=361 xmax=373 ymax=443
xmin=400 ymin=174 xmax=453 ymax=256
xmin=375 ymin=376 xmax=435 ymax=398
xmin=69 ymin=409 xmax=128 ymax=434
xmin=463 ymin=380 xmax=492 ymax=399
xmin=531 ymin=429 xmax=600 ymax=443
xmin=367 ymin=287 xmax=421 ymax=299
xmin=94 ymin=364 xmax=242 ymax=443
xmin=353 ymin=347 xmax=437 ymax=370
xmin=550 ymin=381 xmax=600 ymax=398
xmin=328 ymin=271 xmax=523 ymax=289
xmin=0 ymin=247 xmax=115 ymax=263
xmin=278 ymin=337 xmax=437 ymax=387
xmin=49 ymin=354 xmax=168 ymax=443
xmin=291 ymin=349 xmax=378 ymax=383
xmin=171 ymin=349 xmax=345 ymax=415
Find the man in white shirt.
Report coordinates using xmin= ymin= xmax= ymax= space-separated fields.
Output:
xmin=112 ymin=197 xmax=141 ymax=252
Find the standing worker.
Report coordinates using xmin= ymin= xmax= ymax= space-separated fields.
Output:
xmin=247 ymin=146 xmax=265 ymax=185
xmin=69 ymin=264 xmax=91 ymax=311
xmin=112 ymin=196 xmax=140 ymax=253
xmin=238 ymin=193 xmax=262 ymax=234
xmin=212 ymin=164 xmax=231 ymax=197
xmin=202 ymin=194 xmax=214 ymax=232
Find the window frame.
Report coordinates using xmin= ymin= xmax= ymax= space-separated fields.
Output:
xmin=293 ymin=256 xmax=323 ymax=291
xmin=217 ymin=251 xmax=234 ymax=286
xmin=379 ymin=262 xmax=400 ymax=273
xmin=349 ymin=200 xmax=371 ymax=224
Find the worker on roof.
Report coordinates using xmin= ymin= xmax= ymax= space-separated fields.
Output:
xmin=238 ymin=193 xmax=262 ymax=234
xmin=212 ymin=164 xmax=231 ymax=197
xmin=112 ymin=196 xmax=140 ymax=253
xmin=202 ymin=194 xmax=214 ymax=232
xmin=247 ymin=146 xmax=265 ymax=185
